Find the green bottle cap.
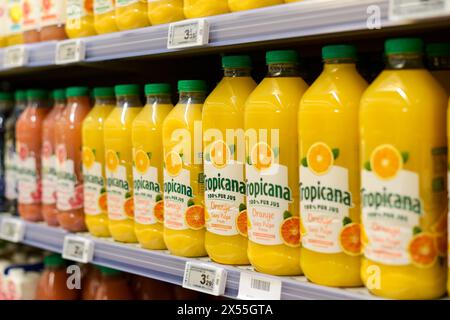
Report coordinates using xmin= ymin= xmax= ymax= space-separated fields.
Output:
xmin=385 ymin=38 xmax=424 ymax=55
xmin=52 ymin=89 xmax=66 ymax=100
xmin=145 ymin=83 xmax=171 ymax=95
xmin=322 ymin=44 xmax=357 ymax=60
xmin=426 ymin=43 xmax=450 ymax=57
xmin=99 ymin=266 xmax=122 ymax=276
xmin=222 ymin=55 xmax=252 ymax=68
xmin=177 ymin=80 xmax=207 ymax=93
xmin=0 ymin=92 xmax=13 ymax=101
xmin=66 ymin=87 xmax=89 ymax=98
xmin=266 ymin=50 xmax=299 ymax=64
xmin=15 ymin=90 xmax=27 ymax=101
xmin=94 ymin=87 xmax=115 ymax=98
xmin=115 ymin=84 xmax=141 ymax=96
xmin=44 ymin=254 xmax=65 ymax=267
xmin=27 ymin=89 xmax=49 ymax=99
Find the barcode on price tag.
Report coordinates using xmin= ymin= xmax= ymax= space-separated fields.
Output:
xmin=389 ymin=0 xmax=450 ymax=20
xmin=167 ymin=19 xmax=209 ymax=49
xmin=237 ymin=272 xmax=282 ymax=300
xmin=3 ymin=46 xmax=28 ymax=69
xmin=183 ymin=261 xmax=227 ymax=296
xmin=62 ymin=235 xmax=94 ymax=263
xmin=55 ymin=39 xmax=86 ymax=64
xmin=0 ymin=217 xmax=25 ymax=243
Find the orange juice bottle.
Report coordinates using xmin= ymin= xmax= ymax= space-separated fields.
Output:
xmin=66 ymin=0 xmax=97 ymax=38
xmin=228 ymin=0 xmax=283 ymax=12
xmin=115 ymin=0 xmax=149 ymax=31
xmin=427 ymin=43 xmax=450 ymax=95
xmin=6 ymin=0 xmax=24 ymax=45
xmin=245 ymin=50 xmax=308 ymax=275
xmin=104 ymin=84 xmax=143 ymax=243
xmin=203 ymin=56 xmax=256 ymax=265
xmin=132 ymin=84 xmax=173 ymax=250
xmin=94 ymin=0 xmax=119 ymax=34
xmin=56 ymin=87 xmax=91 ymax=232
xmin=184 ymin=0 xmax=229 ymax=19
xmin=42 ymin=89 xmax=66 ymax=227
xmin=147 ymin=0 xmax=184 ymax=25
xmin=83 ymin=87 xmax=115 ymax=237
xmin=16 ymin=89 xmax=50 ymax=222
xmin=360 ymin=38 xmax=447 ymax=299
xmin=163 ymin=80 xmax=207 ymax=257
xmin=298 ymin=45 xmax=368 ymax=287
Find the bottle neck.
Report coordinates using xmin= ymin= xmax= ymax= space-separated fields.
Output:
xmin=267 ymin=63 xmax=299 ymax=77
xmin=324 ymin=58 xmax=357 ymax=69
xmin=428 ymin=56 xmax=450 ymax=70
xmin=179 ymin=92 xmax=206 ymax=104
xmin=224 ymin=68 xmax=251 ymax=77
xmin=117 ymin=95 xmax=142 ymax=108
xmin=67 ymin=96 xmax=90 ymax=106
xmin=146 ymin=94 xmax=172 ymax=105
xmin=28 ymin=98 xmax=49 ymax=109
xmin=386 ymin=54 xmax=424 ymax=70
xmin=95 ymin=96 xmax=116 ymax=106
xmin=16 ymin=100 xmax=27 ymax=112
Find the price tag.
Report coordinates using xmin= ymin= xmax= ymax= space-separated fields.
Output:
xmin=55 ymin=39 xmax=86 ymax=64
xmin=237 ymin=272 xmax=282 ymax=300
xmin=3 ymin=46 xmax=28 ymax=69
xmin=0 ymin=217 xmax=25 ymax=243
xmin=389 ymin=0 xmax=450 ymax=20
xmin=62 ymin=235 xmax=94 ymax=263
xmin=167 ymin=19 xmax=209 ymax=49
xmin=182 ymin=261 xmax=227 ymax=296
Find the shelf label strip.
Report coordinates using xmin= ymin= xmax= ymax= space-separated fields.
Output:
xmin=183 ymin=261 xmax=227 ymax=296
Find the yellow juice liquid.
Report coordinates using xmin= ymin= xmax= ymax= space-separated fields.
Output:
xmin=94 ymin=0 xmax=119 ymax=34
xmin=203 ymin=58 xmax=257 ymax=265
xmin=132 ymin=87 xmax=173 ymax=250
xmin=147 ymin=0 xmax=185 ymax=25
xmin=184 ymin=0 xmax=229 ymax=19
xmin=65 ymin=0 xmax=97 ymax=38
xmin=104 ymin=86 xmax=143 ymax=243
xmin=228 ymin=0 xmax=283 ymax=12
xmin=298 ymin=47 xmax=368 ymax=287
xmin=245 ymin=51 xmax=308 ymax=275
xmin=116 ymin=0 xmax=150 ymax=31
xmin=163 ymin=81 xmax=207 ymax=257
xmin=7 ymin=34 xmax=23 ymax=45
xmin=82 ymin=92 xmax=115 ymax=237
xmin=360 ymin=39 xmax=447 ymax=299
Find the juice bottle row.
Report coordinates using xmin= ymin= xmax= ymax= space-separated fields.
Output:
xmin=0 ymin=0 xmax=304 ymax=46
xmin=2 ymin=38 xmax=450 ymax=300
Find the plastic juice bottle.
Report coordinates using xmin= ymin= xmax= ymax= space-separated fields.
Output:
xmin=4 ymin=90 xmax=27 ymax=215
xmin=162 ymin=80 xmax=207 ymax=257
xmin=6 ymin=0 xmax=24 ymax=46
xmin=245 ymin=50 xmax=308 ymax=276
xmin=41 ymin=89 xmax=66 ymax=227
xmin=184 ymin=0 xmax=229 ymax=19
xmin=82 ymin=87 xmax=115 ymax=237
xmin=228 ymin=0 xmax=283 ymax=12
xmin=0 ymin=93 xmax=13 ymax=212
xmin=360 ymin=38 xmax=448 ymax=300
xmin=16 ymin=89 xmax=50 ymax=222
xmin=298 ymin=45 xmax=368 ymax=287
xmin=147 ymin=0 xmax=184 ymax=25
xmin=40 ymin=0 xmax=67 ymax=41
xmin=104 ymin=84 xmax=143 ymax=243
xmin=94 ymin=267 xmax=133 ymax=300
xmin=115 ymin=0 xmax=149 ymax=31
xmin=56 ymin=87 xmax=91 ymax=232
xmin=203 ymin=56 xmax=256 ymax=265
xmin=427 ymin=43 xmax=450 ymax=95
xmin=22 ymin=0 xmax=41 ymax=43
xmin=65 ymin=0 xmax=97 ymax=38
xmin=132 ymin=84 xmax=173 ymax=250
xmin=94 ymin=0 xmax=119 ymax=34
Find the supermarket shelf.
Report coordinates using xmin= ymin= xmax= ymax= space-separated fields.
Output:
xmin=1 ymin=0 xmax=449 ymax=73
xmin=0 ymin=214 xmax=378 ymax=300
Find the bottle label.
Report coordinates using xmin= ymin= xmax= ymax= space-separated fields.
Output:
xmin=5 ymin=140 xmax=18 ymax=200
xmin=299 ymin=143 xmax=356 ymax=254
xmin=66 ymin=0 xmax=91 ymax=19
xmin=94 ymin=0 xmax=114 ymax=14
xmin=42 ymin=140 xmax=57 ymax=205
xmin=163 ymin=151 xmax=204 ymax=231
xmin=22 ymin=0 xmax=40 ymax=31
xmin=246 ymin=142 xmax=299 ymax=247
xmin=16 ymin=143 xmax=40 ymax=204
xmin=105 ymin=150 xmax=132 ymax=221
xmin=56 ymin=144 xmax=83 ymax=211
xmin=41 ymin=0 xmax=66 ymax=27
xmin=6 ymin=0 xmax=22 ymax=34
xmin=116 ymin=0 xmax=138 ymax=8
xmin=133 ymin=150 xmax=162 ymax=225
xmin=204 ymin=140 xmax=246 ymax=236
xmin=82 ymin=147 xmax=106 ymax=216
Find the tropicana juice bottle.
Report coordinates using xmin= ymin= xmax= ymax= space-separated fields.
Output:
xmin=360 ymin=38 xmax=447 ymax=300
xmin=184 ymin=0 xmax=229 ymax=19
xmin=427 ymin=42 xmax=450 ymax=95
xmin=82 ymin=87 xmax=115 ymax=237
xmin=147 ymin=0 xmax=185 ymax=25
xmin=115 ymin=0 xmax=150 ymax=31
xmin=162 ymin=80 xmax=207 ymax=257
xmin=298 ymin=45 xmax=368 ymax=287
xmin=132 ymin=83 xmax=173 ymax=250
xmin=42 ymin=89 xmax=66 ymax=227
xmin=104 ymin=84 xmax=143 ymax=243
xmin=16 ymin=89 xmax=50 ymax=222
xmin=203 ymin=56 xmax=256 ymax=265
xmin=244 ymin=50 xmax=308 ymax=275
xmin=65 ymin=0 xmax=97 ymax=38
xmin=94 ymin=0 xmax=119 ymax=34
